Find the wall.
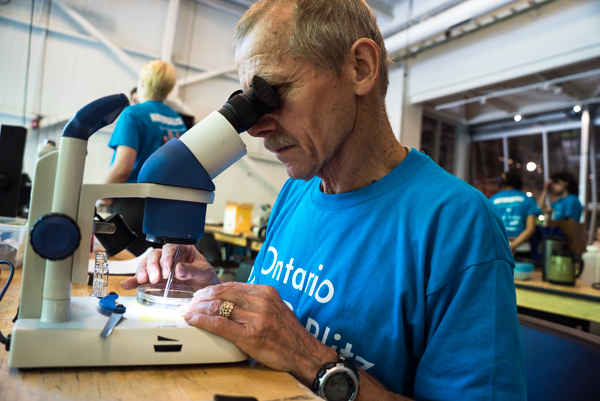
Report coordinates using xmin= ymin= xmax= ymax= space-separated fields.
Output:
xmin=408 ymin=0 xmax=600 ymax=103
xmin=0 ymin=0 xmax=288 ymax=224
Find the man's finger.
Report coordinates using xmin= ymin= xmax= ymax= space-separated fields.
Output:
xmin=175 ymin=262 xmax=215 ymax=282
xmin=159 ymin=244 xmax=180 ymax=279
xmin=121 ymin=276 xmax=139 ymax=290
xmin=193 ymin=282 xmax=261 ymax=302
xmin=182 ymin=310 xmax=246 ymax=340
xmin=145 ymin=249 xmax=163 ymax=283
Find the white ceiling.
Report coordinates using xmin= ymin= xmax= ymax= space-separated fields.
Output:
xmin=426 ymin=57 xmax=600 ymax=126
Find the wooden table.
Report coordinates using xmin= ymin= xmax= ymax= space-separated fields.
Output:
xmin=515 ymin=270 xmax=600 ymax=323
xmin=0 ymin=269 xmax=319 ymax=401
xmin=205 ymin=225 xmax=264 ymax=253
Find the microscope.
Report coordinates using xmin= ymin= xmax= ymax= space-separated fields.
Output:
xmin=7 ymin=76 xmax=279 ymax=368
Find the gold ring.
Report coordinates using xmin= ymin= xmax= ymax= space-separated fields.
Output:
xmin=219 ymin=301 xmax=234 ymax=318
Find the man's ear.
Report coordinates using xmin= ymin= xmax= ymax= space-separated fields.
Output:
xmin=348 ymin=38 xmax=381 ymax=96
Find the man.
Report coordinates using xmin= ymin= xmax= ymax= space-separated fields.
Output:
xmin=123 ymin=1 xmax=527 ymax=399
xmin=537 ymin=171 xmax=583 ymax=221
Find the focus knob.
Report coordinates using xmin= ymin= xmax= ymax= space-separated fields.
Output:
xmin=30 ymin=213 xmax=81 ymax=260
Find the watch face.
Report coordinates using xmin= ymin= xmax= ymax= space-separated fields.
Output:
xmin=323 ymin=372 xmax=354 ymax=401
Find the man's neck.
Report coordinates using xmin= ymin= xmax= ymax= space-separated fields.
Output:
xmin=318 ymin=106 xmax=408 ymax=195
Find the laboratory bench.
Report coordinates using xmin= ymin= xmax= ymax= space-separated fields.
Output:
xmin=515 ymin=270 xmax=600 ymax=324
xmin=0 ymin=268 xmax=319 ymax=401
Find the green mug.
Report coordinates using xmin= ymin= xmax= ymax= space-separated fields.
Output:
xmin=547 ymin=252 xmax=584 ymax=285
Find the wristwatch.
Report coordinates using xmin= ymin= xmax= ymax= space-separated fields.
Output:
xmin=312 ymin=355 xmax=360 ymax=401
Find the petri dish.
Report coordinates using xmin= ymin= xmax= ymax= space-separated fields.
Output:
xmin=136 ymin=283 xmax=198 ymax=310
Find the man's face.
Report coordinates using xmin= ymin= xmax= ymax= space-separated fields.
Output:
xmin=551 ymin=179 xmax=567 ymax=194
xmin=235 ymin=7 xmax=357 ymax=181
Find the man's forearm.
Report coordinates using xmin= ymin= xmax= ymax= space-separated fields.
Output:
xmin=356 ymin=369 xmax=412 ymax=401
xmin=537 ymin=188 xmax=548 ymax=210
xmin=292 ymin=333 xmax=411 ymax=400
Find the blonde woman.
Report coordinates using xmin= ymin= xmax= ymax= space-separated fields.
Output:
xmin=105 ymin=60 xmax=187 ymax=255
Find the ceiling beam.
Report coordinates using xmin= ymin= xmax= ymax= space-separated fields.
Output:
xmin=435 ymin=68 xmax=600 ymax=111
xmin=466 ymin=91 xmax=517 ymax=113
xmin=177 ymin=65 xmax=238 ymax=87
xmin=535 ymin=73 xmax=588 ymax=100
xmin=195 ymin=0 xmax=246 ymax=16
xmin=367 ymin=0 xmax=394 ymax=20
xmin=228 ymin=0 xmax=254 ymax=7
xmin=592 ymin=80 xmax=600 ymax=98
xmin=54 ymin=0 xmax=139 ymax=76
xmin=466 ymin=96 xmax=600 ymax=125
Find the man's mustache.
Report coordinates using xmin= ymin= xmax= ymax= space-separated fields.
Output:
xmin=264 ymin=134 xmax=298 ymax=153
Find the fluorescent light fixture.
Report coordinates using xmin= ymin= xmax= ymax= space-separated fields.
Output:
xmin=526 ymin=162 xmax=536 ymax=171
xmin=573 ymin=105 xmax=582 ymax=113
xmin=514 ymin=115 xmax=522 ymax=122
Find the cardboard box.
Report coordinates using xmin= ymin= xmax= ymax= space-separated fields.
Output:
xmin=223 ymin=202 xmax=253 ymax=234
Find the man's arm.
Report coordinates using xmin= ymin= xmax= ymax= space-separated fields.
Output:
xmin=537 ymin=180 xmax=552 ymax=213
xmin=509 ymin=214 xmax=536 ymax=251
xmin=414 ymin=259 xmax=527 ymax=400
xmin=105 ymin=145 xmax=137 ymax=184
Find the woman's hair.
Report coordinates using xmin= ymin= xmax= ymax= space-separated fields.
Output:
xmin=234 ymin=0 xmax=392 ymax=97
xmin=501 ymin=171 xmax=523 ymax=190
xmin=139 ymin=60 xmax=176 ymax=101
xmin=551 ymin=171 xmax=579 ymax=196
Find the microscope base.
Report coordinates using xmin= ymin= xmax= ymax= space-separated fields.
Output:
xmin=8 ymin=297 xmax=247 ymax=368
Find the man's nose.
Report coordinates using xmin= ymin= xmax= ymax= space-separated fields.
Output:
xmin=247 ymin=115 xmax=277 ymax=138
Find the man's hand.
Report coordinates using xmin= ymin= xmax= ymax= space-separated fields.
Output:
xmin=121 ymin=244 xmax=219 ymax=290
xmin=179 ymin=282 xmax=339 ymax=386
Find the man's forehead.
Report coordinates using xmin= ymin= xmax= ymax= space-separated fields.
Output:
xmin=235 ymin=4 xmax=294 ymax=89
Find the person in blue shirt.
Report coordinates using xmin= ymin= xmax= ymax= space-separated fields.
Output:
xmin=490 ymin=171 xmax=541 ymax=253
xmin=537 ymin=172 xmax=583 ymax=221
xmin=122 ymin=1 xmax=527 ymax=400
xmin=105 ymin=60 xmax=188 ymax=255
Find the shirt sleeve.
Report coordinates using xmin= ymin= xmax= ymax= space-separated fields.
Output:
xmin=108 ymin=106 xmax=141 ymax=151
xmin=413 ymin=259 xmax=527 ymax=401
xmin=563 ymin=196 xmax=583 ymax=220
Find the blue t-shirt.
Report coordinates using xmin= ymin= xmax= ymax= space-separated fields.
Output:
xmin=248 ymin=150 xmax=527 ymax=399
xmin=551 ymin=193 xmax=582 ymax=221
xmin=108 ymin=100 xmax=187 ymax=183
xmin=489 ymin=189 xmax=541 ymax=237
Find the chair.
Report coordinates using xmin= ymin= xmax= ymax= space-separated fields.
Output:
xmin=232 ymin=259 xmax=254 ymax=283
xmin=519 ymin=313 xmax=600 ymax=400
xmin=195 ymin=233 xmax=239 ymax=268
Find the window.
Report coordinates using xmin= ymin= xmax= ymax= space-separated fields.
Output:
xmin=507 ymin=134 xmax=544 ymax=200
xmin=547 ymin=129 xmax=581 ymax=181
xmin=471 ymin=139 xmax=503 ymax=197
xmin=420 ymin=116 xmax=456 ymax=173
xmin=439 ymin=122 xmax=455 ymax=173
xmin=420 ymin=116 xmax=436 ymax=159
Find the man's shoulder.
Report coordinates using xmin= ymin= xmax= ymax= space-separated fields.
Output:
xmin=408 ymin=157 xmax=491 ymax=213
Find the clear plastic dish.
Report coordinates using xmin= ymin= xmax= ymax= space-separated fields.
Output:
xmin=136 ymin=283 xmax=198 ymax=310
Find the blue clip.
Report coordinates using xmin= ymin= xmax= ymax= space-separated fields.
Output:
xmin=99 ymin=291 xmax=126 ymax=314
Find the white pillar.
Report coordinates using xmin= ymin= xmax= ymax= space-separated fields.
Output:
xmin=162 ymin=0 xmax=181 ymax=99
xmin=385 ymin=63 xmax=422 ymax=150
xmin=452 ymin=124 xmax=470 ymax=181
xmin=579 ymin=109 xmax=591 ymax=223
xmin=386 ymin=65 xmax=404 ymax=143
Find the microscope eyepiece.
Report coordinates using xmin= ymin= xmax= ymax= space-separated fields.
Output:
xmin=218 ymin=76 xmax=281 ymax=133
